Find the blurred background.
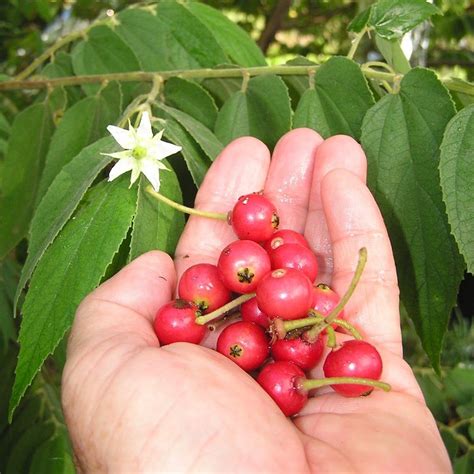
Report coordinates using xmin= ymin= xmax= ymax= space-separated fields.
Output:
xmin=0 ymin=1 xmax=473 ymax=472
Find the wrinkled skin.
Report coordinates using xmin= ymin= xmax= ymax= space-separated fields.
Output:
xmin=62 ymin=130 xmax=451 ymax=473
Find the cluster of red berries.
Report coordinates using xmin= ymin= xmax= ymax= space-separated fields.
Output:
xmin=154 ymin=192 xmax=389 ymax=416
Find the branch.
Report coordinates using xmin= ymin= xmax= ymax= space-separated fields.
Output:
xmin=258 ymin=0 xmax=292 ymax=53
xmin=0 ymin=65 xmax=473 ymax=97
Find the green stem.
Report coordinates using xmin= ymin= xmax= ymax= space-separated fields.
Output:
xmin=196 ymin=293 xmax=255 ymax=325
xmin=347 ymin=27 xmax=367 ymax=60
xmin=331 ymin=319 xmax=362 ymax=339
xmin=363 ymin=61 xmax=396 ymax=75
xmin=15 ymin=29 xmax=86 ymax=81
xmin=1 ymin=66 xmax=473 ymax=97
xmin=146 ymin=185 xmax=227 ymax=221
xmin=325 ymin=247 xmax=367 ymax=325
xmin=326 ymin=326 xmax=337 ymax=348
xmin=298 ymin=376 xmax=391 ymax=393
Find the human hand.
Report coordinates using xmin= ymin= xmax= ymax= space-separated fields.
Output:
xmin=62 ymin=130 xmax=451 ymax=472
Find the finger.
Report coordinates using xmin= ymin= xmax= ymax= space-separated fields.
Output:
xmin=304 ymin=135 xmax=367 ymax=283
xmin=321 ymin=169 xmax=401 ymax=355
xmin=67 ymin=251 xmax=176 ymax=357
xmin=175 ymin=137 xmax=270 ymax=278
xmin=264 ymin=128 xmax=323 ymax=232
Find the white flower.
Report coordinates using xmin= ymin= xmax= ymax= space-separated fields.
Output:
xmin=102 ymin=112 xmax=181 ymax=192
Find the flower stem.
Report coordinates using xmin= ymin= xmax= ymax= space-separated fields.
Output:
xmin=347 ymin=27 xmax=367 ymax=60
xmin=324 ymin=247 xmax=367 ymax=325
xmin=196 ymin=293 xmax=255 ymax=325
xmin=298 ymin=376 xmax=391 ymax=393
xmin=146 ymin=185 xmax=227 ymax=221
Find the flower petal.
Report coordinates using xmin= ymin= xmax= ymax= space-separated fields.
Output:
xmin=107 ymin=125 xmax=136 ymax=149
xmin=136 ymin=112 xmax=153 ymax=140
xmin=101 ymin=150 xmax=133 ymax=159
xmin=140 ymin=159 xmax=161 ymax=191
xmin=108 ymin=158 xmax=134 ymax=182
xmin=130 ymin=164 xmax=141 ymax=187
xmin=149 ymin=140 xmax=182 ymax=160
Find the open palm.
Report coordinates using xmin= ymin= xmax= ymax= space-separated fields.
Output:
xmin=62 ymin=130 xmax=450 ymax=473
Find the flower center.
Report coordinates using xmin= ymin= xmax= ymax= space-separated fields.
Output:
xmin=132 ymin=145 xmax=147 ymax=159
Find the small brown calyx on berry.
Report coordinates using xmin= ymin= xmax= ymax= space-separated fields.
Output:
xmin=317 ymin=283 xmax=330 ymax=291
xmin=173 ymin=298 xmax=195 ymax=310
xmin=237 ymin=267 xmax=255 ymax=283
xmin=271 ymin=269 xmax=287 ymax=279
xmin=271 ymin=212 xmax=280 ymax=229
xmin=229 ymin=344 xmax=243 ymax=358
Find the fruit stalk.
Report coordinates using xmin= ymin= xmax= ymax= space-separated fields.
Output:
xmin=297 ymin=376 xmax=391 ymax=393
xmin=146 ymin=185 xmax=227 ymax=220
xmin=196 ymin=293 xmax=255 ymax=325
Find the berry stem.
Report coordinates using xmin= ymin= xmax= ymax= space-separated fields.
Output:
xmin=196 ymin=294 xmax=255 ymax=325
xmin=324 ymin=247 xmax=367 ymax=325
xmin=298 ymin=376 xmax=391 ymax=393
xmin=146 ymin=185 xmax=227 ymax=221
xmin=326 ymin=326 xmax=337 ymax=348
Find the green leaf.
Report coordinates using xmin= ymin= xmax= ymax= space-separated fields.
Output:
xmin=0 ymin=102 xmax=54 ymax=259
xmin=164 ymin=77 xmax=218 ymax=130
xmin=130 ymin=173 xmax=184 ymax=260
xmin=369 ymin=0 xmax=442 ymax=40
xmin=162 ymin=118 xmax=211 ymax=187
xmin=157 ymin=103 xmax=223 ymax=161
xmin=454 ymin=451 xmax=474 ymax=474
xmin=29 ymin=430 xmax=75 ymax=474
xmin=215 ymin=75 xmax=291 ymax=149
xmin=15 ymin=137 xmax=116 ymax=315
xmin=38 ymin=81 xmax=122 ymax=200
xmin=10 ymin=177 xmax=137 ymax=418
xmin=185 ymin=1 xmax=266 ymax=66
xmin=361 ymin=68 xmax=464 ymax=370
xmin=281 ymin=57 xmax=315 ymax=109
xmin=439 ymin=105 xmax=474 ymax=273
xmin=348 ymin=6 xmax=372 ymax=33
xmin=445 ymin=366 xmax=474 ymax=406
xmin=0 ymin=111 xmax=11 ymax=136
xmin=415 ymin=371 xmax=448 ymax=422
xmin=0 ymin=260 xmax=19 ymax=350
xmin=294 ymin=57 xmax=374 ymax=139
xmin=71 ymin=25 xmax=140 ymax=95
xmin=115 ymin=4 xmax=227 ymax=71
xmin=5 ymin=424 xmax=55 ymax=474
xmin=202 ymin=65 xmax=243 ymax=107
xmin=375 ymin=36 xmax=411 ymax=74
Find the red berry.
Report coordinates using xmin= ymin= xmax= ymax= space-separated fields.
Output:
xmin=178 ymin=263 xmax=232 ymax=314
xmin=256 ymin=268 xmax=313 ymax=320
xmin=154 ymin=299 xmax=206 ymax=346
xmin=257 ymin=361 xmax=307 ymax=416
xmin=270 ymin=243 xmax=318 ymax=282
xmin=323 ymin=340 xmax=383 ymax=397
xmin=217 ymin=321 xmax=269 ymax=372
xmin=312 ymin=284 xmax=344 ymax=319
xmin=217 ymin=240 xmax=271 ymax=294
xmin=229 ymin=193 xmax=279 ymax=242
xmin=271 ymin=335 xmax=324 ymax=370
xmin=263 ymin=229 xmax=309 ymax=254
xmin=241 ymin=297 xmax=270 ymax=329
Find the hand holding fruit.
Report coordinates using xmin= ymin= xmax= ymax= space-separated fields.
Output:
xmin=62 ymin=130 xmax=451 ymax=472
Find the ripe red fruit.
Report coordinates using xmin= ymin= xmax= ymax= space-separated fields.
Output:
xmin=271 ymin=334 xmax=324 ymax=370
xmin=217 ymin=321 xmax=269 ymax=372
xmin=256 ymin=268 xmax=313 ymax=320
xmin=241 ymin=297 xmax=270 ymax=329
xmin=263 ymin=229 xmax=309 ymax=254
xmin=323 ymin=340 xmax=383 ymax=397
xmin=178 ymin=263 xmax=232 ymax=313
xmin=229 ymin=193 xmax=279 ymax=242
xmin=154 ymin=299 xmax=206 ymax=346
xmin=270 ymin=243 xmax=318 ymax=282
xmin=217 ymin=240 xmax=271 ymax=294
xmin=257 ymin=361 xmax=307 ymax=416
xmin=312 ymin=284 xmax=344 ymax=320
